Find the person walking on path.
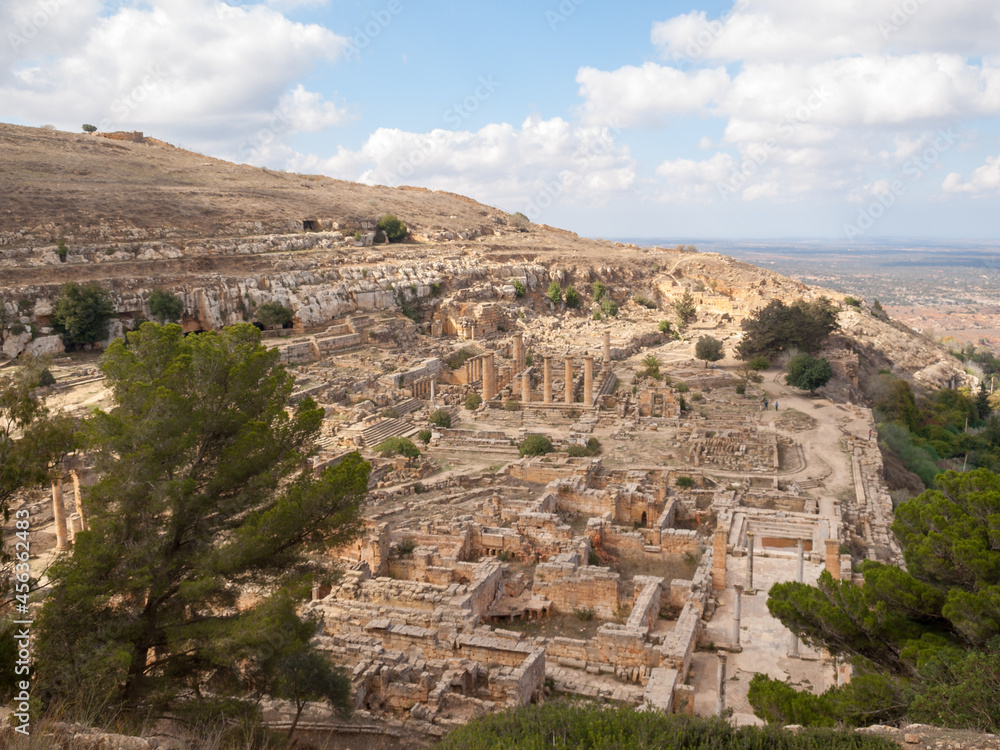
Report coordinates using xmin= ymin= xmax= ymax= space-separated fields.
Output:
xmin=775 ymin=401 xmax=779 ymax=410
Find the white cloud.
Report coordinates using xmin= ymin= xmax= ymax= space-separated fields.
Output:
xmin=943 ymin=155 xmax=1000 ymax=194
xmin=651 ymin=0 xmax=1000 ymax=63
xmin=285 ymin=116 xmax=636 ymax=216
xmin=576 ymin=63 xmax=729 ymax=127
xmin=1 ymin=0 xmax=349 ymax=153
xmin=579 ymin=0 xmax=1000 ymax=206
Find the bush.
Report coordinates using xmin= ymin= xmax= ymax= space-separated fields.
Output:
xmin=149 ymin=289 xmax=184 ymax=323
xmin=676 ymin=381 xmax=689 ymax=393
xmin=547 ymin=281 xmax=563 ymax=306
xmin=519 ymin=434 xmax=553 ymax=456
xmin=36 ymin=368 xmax=56 ymax=388
xmin=380 ymin=406 xmax=399 ymax=419
xmin=255 ymin=301 xmax=293 ymax=329
xmin=377 ymin=213 xmax=407 ymax=242
xmin=436 ymin=701 xmax=898 ymax=750
xmin=81 ymin=123 xmax=97 ymax=133
xmin=465 ymin=392 xmax=483 ymax=410
xmin=417 ymin=429 xmax=432 ymax=444
xmin=567 ymin=438 xmax=601 ymax=457
xmin=573 ymin=607 xmax=594 ymax=621
xmin=509 ymin=211 xmax=530 ymax=230
xmin=429 ymin=409 xmax=452 ymax=428
xmin=844 ymin=296 xmax=862 ymax=307
xmin=504 ymin=399 xmax=520 ymax=412
xmin=397 ymin=538 xmax=416 ymax=555
xmin=658 ymin=320 xmax=673 ymax=335
xmin=601 ymin=298 xmax=618 ymax=317
xmin=749 ymin=355 xmax=771 ymax=371
xmin=675 ymin=476 xmax=695 ymax=488
xmin=512 ymin=279 xmax=526 ymax=298
xmin=56 ymin=239 xmax=68 ymax=262
xmin=374 ymin=436 xmax=420 ymax=458
xmin=592 ymin=310 xmax=601 ymax=320
xmin=736 ymin=383 xmax=746 ymax=395
xmin=52 ymin=281 xmax=115 ymax=348
xmin=591 ymin=281 xmax=606 ymax=301
xmin=640 ymin=354 xmax=662 ymax=380
xmin=785 ymin=353 xmax=833 ymax=393
xmin=632 ymin=294 xmax=656 ymax=309
xmin=565 ymin=285 xmax=580 ymax=308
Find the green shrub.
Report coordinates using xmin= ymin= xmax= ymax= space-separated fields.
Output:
xmin=592 ymin=310 xmax=601 ymax=320
xmin=676 ymin=381 xmax=689 ymax=393
xmin=417 ymin=429 xmax=432 ymax=444
xmin=431 ymin=282 xmax=441 ymax=296
xmin=691 ymin=391 xmax=704 ymax=401
xmin=601 ymin=298 xmax=618 ymax=317
xmin=36 ymin=368 xmax=56 ymax=388
xmin=632 ymin=294 xmax=656 ymax=309
xmin=591 ymin=281 xmax=607 ymax=301
xmin=749 ymin=356 xmax=771 ymax=371
xmin=565 ymin=285 xmax=580 ymax=308
xmin=148 ymin=289 xmax=184 ymax=323
xmin=255 ymin=301 xmax=293 ymax=329
xmin=844 ymin=296 xmax=862 ymax=307
xmin=374 ymin=436 xmax=420 ymax=458
xmin=658 ymin=320 xmax=673 ymax=335
xmin=509 ymin=211 xmax=530 ymax=230
xmin=504 ymin=399 xmax=520 ymax=412
xmin=81 ymin=124 xmax=97 ymax=133
xmin=675 ymin=476 xmax=695 ymax=488
xmin=465 ymin=392 xmax=483 ymax=410
xmin=519 ymin=434 xmax=553 ymax=457
xmin=436 ymin=701 xmax=899 ymax=750
xmin=397 ymin=538 xmax=416 ymax=555
xmin=377 ymin=213 xmax=408 ymax=242
xmin=547 ymin=281 xmax=563 ymax=305
xmin=573 ymin=607 xmax=594 ymax=621
xmin=512 ymin=279 xmax=526 ymax=298
xmin=52 ymin=281 xmax=115 ymax=348
xmin=430 ymin=409 xmax=452 ymax=428
xmin=736 ymin=383 xmax=746 ymax=395
xmin=381 ymin=406 xmax=400 ymax=419
xmin=56 ymin=239 xmax=68 ymax=262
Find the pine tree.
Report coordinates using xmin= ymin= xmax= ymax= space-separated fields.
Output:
xmin=34 ymin=323 xmax=367 ymax=726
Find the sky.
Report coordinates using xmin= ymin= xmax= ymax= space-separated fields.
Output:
xmin=3 ymin=0 xmax=1000 ymax=241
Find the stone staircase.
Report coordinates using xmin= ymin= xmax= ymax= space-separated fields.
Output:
xmin=359 ymin=418 xmax=419 ymax=447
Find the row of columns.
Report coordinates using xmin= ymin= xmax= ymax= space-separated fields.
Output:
xmin=51 ymin=472 xmax=87 ymax=552
xmin=535 ymin=354 xmax=595 ymax=407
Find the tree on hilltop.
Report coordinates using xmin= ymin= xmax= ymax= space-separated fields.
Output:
xmin=34 ymin=323 xmax=367 ymax=731
xmin=736 ymin=298 xmax=838 ymax=360
xmin=377 ymin=213 xmax=408 ymax=243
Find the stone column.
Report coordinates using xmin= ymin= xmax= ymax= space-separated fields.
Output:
xmin=522 ymin=371 xmax=531 ymax=403
xmin=583 ymin=355 xmax=594 ymax=407
xmin=71 ymin=470 xmax=85 ymax=530
xmin=746 ymin=531 xmax=755 ymax=591
xmin=430 ymin=378 xmax=436 ymax=407
xmin=543 ymin=356 xmax=553 ymax=404
xmin=483 ymin=353 xmax=496 ymax=401
xmin=712 ymin=529 xmax=727 ymax=590
xmin=564 ymin=355 xmax=574 ymax=404
xmin=52 ymin=479 xmax=69 ymax=551
xmin=715 ymin=651 xmax=727 ymax=716
xmin=732 ymin=584 xmax=743 ymax=647
xmin=470 ymin=323 xmax=476 ymax=341
xmin=824 ymin=539 xmax=841 ymax=580
xmin=603 ymin=330 xmax=611 ymax=364
xmin=513 ymin=333 xmax=524 ymax=369
xmin=790 ymin=538 xmax=805 ymax=656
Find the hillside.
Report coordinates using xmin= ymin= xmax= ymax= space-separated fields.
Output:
xmin=0 ymin=121 xmax=964 ymax=395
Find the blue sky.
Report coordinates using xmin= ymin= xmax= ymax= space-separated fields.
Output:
xmin=4 ymin=0 xmax=1000 ymax=240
